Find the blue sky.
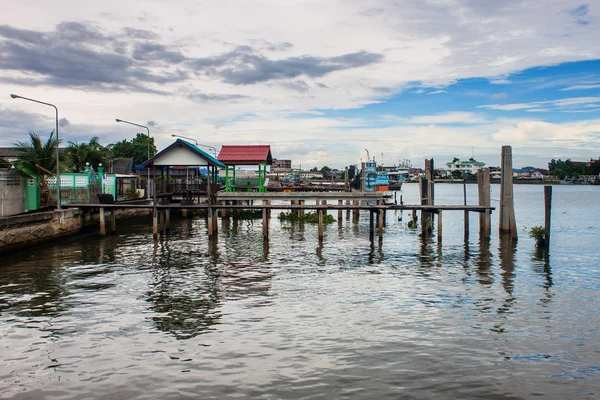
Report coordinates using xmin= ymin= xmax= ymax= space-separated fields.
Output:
xmin=0 ymin=0 xmax=599 ymax=169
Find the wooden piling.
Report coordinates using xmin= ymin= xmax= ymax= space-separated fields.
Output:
xmin=318 ymin=209 xmax=324 ymax=239
xmin=499 ymin=145 xmax=517 ymax=237
xmin=420 ymin=176 xmax=429 ymax=236
xmin=437 ymin=210 xmax=442 ymax=243
xmin=369 ymin=210 xmax=374 ymax=240
xmin=262 ymin=200 xmax=269 ymax=238
xmin=478 ymin=168 xmax=491 ymax=238
xmin=99 ymin=207 xmax=106 ymax=235
xmin=152 ymin=209 xmax=158 ymax=237
xmin=353 ymin=200 xmax=359 ymax=223
xmin=338 ymin=200 xmax=343 ymax=221
xmin=207 ymin=207 xmax=213 ymax=235
xmin=544 ymin=186 xmax=552 ymax=249
xmin=378 ymin=209 xmax=384 ymax=239
xmin=165 ymin=209 xmax=170 ymax=230
xmin=110 ymin=209 xmax=116 ymax=234
xmin=299 ymin=200 xmax=305 ymax=217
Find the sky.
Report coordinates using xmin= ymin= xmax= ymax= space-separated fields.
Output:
xmin=1 ymin=0 xmax=599 ymax=170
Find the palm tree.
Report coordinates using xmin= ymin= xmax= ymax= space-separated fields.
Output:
xmin=12 ymin=131 xmax=59 ymax=207
xmin=64 ymin=137 xmax=107 ymax=172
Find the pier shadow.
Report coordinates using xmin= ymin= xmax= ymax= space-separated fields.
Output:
xmin=476 ymin=238 xmax=494 ymax=286
xmin=532 ymin=247 xmax=553 ymax=307
xmin=368 ymin=237 xmax=384 ymax=264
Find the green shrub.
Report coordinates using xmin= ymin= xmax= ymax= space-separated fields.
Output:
xmin=278 ymin=211 xmax=336 ymax=224
xmin=529 ymin=226 xmax=545 ymax=240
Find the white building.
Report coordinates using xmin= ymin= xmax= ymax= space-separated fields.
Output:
xmin=444 ymin=158 xmax=486 ymax=176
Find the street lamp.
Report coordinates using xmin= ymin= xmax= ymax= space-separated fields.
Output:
xmin=10 ymin=93 xmax=62 ymax=210
xmin=115 ymin=118 xmax=151 ymax=199
xmin=171 ymin=134 xmax=217 ymax=157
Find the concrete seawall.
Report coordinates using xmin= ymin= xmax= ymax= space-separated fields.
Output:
xmin=0 ymin=208 xmax=151 ymax=254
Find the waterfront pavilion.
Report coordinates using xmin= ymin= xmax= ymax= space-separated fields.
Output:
xmin=217 ymin=145 xmax=273 ymax=192
xmin=142 ymin=139 xmax=226 ymax=203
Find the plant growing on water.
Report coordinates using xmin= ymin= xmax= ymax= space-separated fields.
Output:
xmin=529 ymin=226 xmax=545 ymax=241
xmin=407 ymin=220 xmax=418 ymax=229
xmin=278 ymin=211 xmax=336 ymax=224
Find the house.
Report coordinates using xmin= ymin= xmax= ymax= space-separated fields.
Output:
xmin=444 ymin=158 xmax=486 ymax=177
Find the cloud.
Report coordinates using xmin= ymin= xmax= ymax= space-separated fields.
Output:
xmin=570 ymin=4 xmax=590 ymax=25
xmin=560 ymin=83 xmax=600 ymax=91
xmin=478 ymin=96 xmax=600 ymax=111
xmin=489 ymin=79 xmax=511 ymax=85
xmin=186 ymin=91 xmax=250 ymax=103
xmin=427 ymin=90 xmax=447 ymax=95
xmin=59 ymin=118 xmax=70 ymax=127
xmin=398 ymin=112 xmax=488 ymax=125
xmin=491 ymin=93 xmax=508 ymax=99
xmin=188 ymin=47 xmax=384 ymax=85
xmin=147 ymin=121 xmax=157 ymax=127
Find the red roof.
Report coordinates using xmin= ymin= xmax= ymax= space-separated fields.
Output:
xmin=217 ymin=145 xmax=273 ymax=165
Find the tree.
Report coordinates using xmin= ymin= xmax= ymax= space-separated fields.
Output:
xmin=451 ymin=170 xmax=463 ymax=179
xmin=109 ymin=133 xmax=157 ymax=165
xmin=64 ymin=137 xmax=107 ymax=172
xmin=12 ymin=132 xmax=59 ymax=207
xmin=319 ymin=166 xmax=331 ymax=178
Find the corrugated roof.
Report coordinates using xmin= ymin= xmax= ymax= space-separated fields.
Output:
xmin=217 ymin=145 xmax=272 ymax=165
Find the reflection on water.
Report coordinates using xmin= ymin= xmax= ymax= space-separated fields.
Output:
xmin=1 ymin=185 xmax=599 ymax=399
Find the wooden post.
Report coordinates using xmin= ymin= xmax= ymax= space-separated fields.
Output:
xmin=299 ymin=200 xmax=305 ymax=217
xmin=369 ymin=210 xmax=374 ymax=240
xmin=207 ymin=207 xmax=213 ymax=236
xmin=99 ymin=207 xmax=106 ymax=235
xmin=378 ymin=209 xmax=384 ymax=239
xmin=344 ymin=166 xmax=349 ymax=191
xmin=262 ymin=200 xmax=269 ymax=238
xmin=353 ymin=200 xmax=359 ymax=223
xmin=437 ymin=210 xmax=442 ymax=243
xmin=110 ymin=209 xmax=116 ymax=234
xmin=544 ymin=186 xmax=552 ymax=249
xmin=165 ymin=209 xmax=170 ymax=230
xmin=499 ymin=145 xmax=517 ymax=237
xmin=420 ymin=176 xmax=429 ymax=236
xmin=318 ymin=208 xmax=324 ymax=239
xmin=346 ymin=200 xmax=350 ymax=220
xmin=159 ymin=210 xmax=165 ymax=232
xmin=478 ymin=168 xmax=491 ymax=238
xmin=464 ymin=211 xmax=469 ymax=241
xmin=338 ymin=200 xmax=343 ymax=221
xmin=182 ymin=208 xmax=188 ymax=217
xmin=152 ymin=209 xmax=158 ymax=237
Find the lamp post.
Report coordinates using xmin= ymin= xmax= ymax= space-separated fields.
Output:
xmin=115 ymin=119 xmax=151 ymax=199
xmin=10 ymin=94 xmax=61 ymax=210
xmin=171 ymin=134 xmax=217 ymax=157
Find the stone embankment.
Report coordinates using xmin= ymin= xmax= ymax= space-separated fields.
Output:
xmin=0 ymin=208 xmax=150 ymax=253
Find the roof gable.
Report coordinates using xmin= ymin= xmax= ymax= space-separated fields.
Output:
xmin=143 ymin=139 xmax=226 ymax=168
xmin=217 ymin=145 xmax=272 ymax=165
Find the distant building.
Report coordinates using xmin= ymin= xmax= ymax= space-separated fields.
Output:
xmin=444 ymin=158 xmax=486 ymax=176
xmin=272 ymin=159 xmax=292 ymax=173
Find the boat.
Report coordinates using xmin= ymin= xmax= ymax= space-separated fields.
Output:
xmin=386 ymin=159 xmax=411 ymax=190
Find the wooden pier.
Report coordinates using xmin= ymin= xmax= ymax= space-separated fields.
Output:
xmin=63 ymin=163 xmax=506 ymax=244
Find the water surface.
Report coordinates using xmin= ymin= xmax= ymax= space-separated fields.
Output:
xmin=1 ymin=184 xmax=599 ymax=399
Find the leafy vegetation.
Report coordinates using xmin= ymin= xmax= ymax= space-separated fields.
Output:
xmin=548 ymin=158 xmax=600 ymax=179
xmin=529 ymin=226 xmax=545 ymax=241
xmin=278 ymin=211 xmax=336 ymax=224
xmin=109 ymin=133 xmax=157 ymax=166
xmin=12 ymin=132 xmax=59 ymax=207
xmin=64 ymin=137 xmax=107 ymax=172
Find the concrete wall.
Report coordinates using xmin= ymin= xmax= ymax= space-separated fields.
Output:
xmin=0 ymin=171 xmax=25 ymax=217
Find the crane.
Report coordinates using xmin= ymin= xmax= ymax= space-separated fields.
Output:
xmin=365 ymin=148 xmax=370 ymax=162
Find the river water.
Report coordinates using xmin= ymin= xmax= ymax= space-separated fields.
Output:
xmin=1 ymin=184 xmax=599 ymax=399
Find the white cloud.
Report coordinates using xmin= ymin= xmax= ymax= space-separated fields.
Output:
xmin=491 ymin=92 xmax=508 ymax=99
xmin=479 ymin=96 xmax=600 ymax=111
xmin=560 ymin=83 xmax=600 ymax=91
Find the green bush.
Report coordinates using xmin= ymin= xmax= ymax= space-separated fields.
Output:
xmin=529 ymin=226 xmax=545 ymax=240
xmin=278 ymin=211 xmax=336 ymax=224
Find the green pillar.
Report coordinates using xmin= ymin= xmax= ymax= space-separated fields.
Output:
xmin=98 ymin=164 xmax=105 ymax=193
xmin=232 ymin=166 xmax=236 ymax=192
xmin=225 ymin=165 xmax=230 ymax=192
